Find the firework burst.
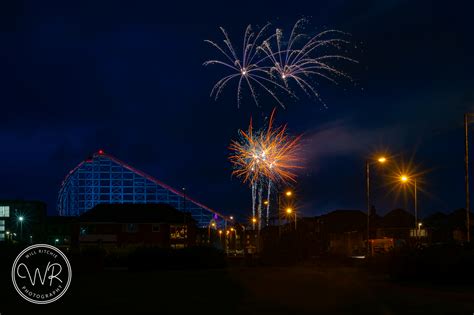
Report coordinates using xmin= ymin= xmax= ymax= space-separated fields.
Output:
xmin=229 ymin=109 xmax=302 ymax=186
xmin=203 ymin=24 xmax=289 ymax=108
xmin=229 ymin=109 xmax=302 ymax=229
xmin=205 ymin=19 xmax=356 ymax=108
xmin=259 ymin=19 xmax=357 ymax=106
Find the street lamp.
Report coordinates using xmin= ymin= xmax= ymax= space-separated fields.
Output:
xmin=399 ymin=174 xmax=418 ymax=229
xmin=464 ymin=113 xmax=474 ymax=242
xmin=278 ymin=189 xmax=294 ymax=236
xmin=366 ymin=156 xmax=388 ymax=255
xmin=285 ymin=207 xmax=297 ymax=230
xmin=18 ymin=216 xmax=24 ymax=241
xmin=208 ymin=222 xmax=216 ymax=243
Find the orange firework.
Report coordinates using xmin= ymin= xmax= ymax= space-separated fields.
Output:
xmin=229 ymin=109 xmax=302 ymax=185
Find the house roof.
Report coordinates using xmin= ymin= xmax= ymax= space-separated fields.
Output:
xmin=379 ymin=208 xmax=414 ymax=228
xmin=321 ymin=209 xmax=367 ymax=232
xmin=79 ymin=203 xmax=196 ymax=224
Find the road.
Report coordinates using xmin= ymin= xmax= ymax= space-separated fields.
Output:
xmin=2 ymin=265 xmax=474 ymax=314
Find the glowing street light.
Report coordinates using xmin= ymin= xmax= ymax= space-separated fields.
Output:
xmin=285 ymin=207 xmax=297 ymax=230
xmin=251 ymin=217 xmax=257 ymax=230
xmin=18 ymin=215 xmax=24 ymax=241
xmin=285 ymin=191 xmax=293 ymax=197
xmin=263 ymin=200 xmax=269 ymax=205
xmin=366 ymin=155 xmax=389 ymax=256
xmin=208 ymin=221 xmax=216 ymax=243
xmin=399 ymin=174 xmax=418 ymax=229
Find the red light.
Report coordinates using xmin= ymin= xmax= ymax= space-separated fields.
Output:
xmin=98 ymin=149 xmax=104 ymax=155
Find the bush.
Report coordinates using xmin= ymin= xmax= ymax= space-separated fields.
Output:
xmin=72 ymin=246 xmax=107 ymax=272
xmin=128 ymin=246 xmax=226 ymax=271
xmin=387 ymin=244 xmax=474 ymax=284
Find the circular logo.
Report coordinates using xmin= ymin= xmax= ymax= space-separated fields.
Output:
xmin=11 ymin=244 xmax=72 ymax=304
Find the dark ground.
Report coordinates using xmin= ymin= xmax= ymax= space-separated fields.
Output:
xmin=2 ymin=263 xmax=474 ymax=315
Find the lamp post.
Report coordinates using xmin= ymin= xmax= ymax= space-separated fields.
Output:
xmin=208 ymin=222 xmax=216 ymax=244
xmin=464 ymin=113 xmax=474 ymax=242
xmin=400 ymin=175 xmax=418 ymax=228
xmin=18 ymin=216 xmax=24 ymax=241
xmin=366 ymin=156 xmax=387 ymax=255
xmin=286 ymin=207 xmax=296 ymax=230
xmin=279 ymin=190 xmax=293 ymax=236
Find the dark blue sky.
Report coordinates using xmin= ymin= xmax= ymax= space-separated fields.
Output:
xmin=1 ymin=0 xmax=473 ymax=220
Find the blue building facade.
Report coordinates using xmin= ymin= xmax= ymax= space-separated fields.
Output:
xmin=57 ymin=151 xmax=228 ymax=228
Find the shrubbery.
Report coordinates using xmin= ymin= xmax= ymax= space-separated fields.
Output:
xmin=128 ymin=246 xmax=227 ymax=271
xmin=369 ymin=244 xmax=474 ymax=284
xmin=72 ymin=246 xmax=226 ymax=271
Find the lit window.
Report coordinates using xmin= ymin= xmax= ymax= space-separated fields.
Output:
xmin=0 ymin=206 xmax=9 ymax=217
xmin=171 ymin=244 xmax=185 ymax=249
xmin=170 ymin=225 xmax=187 ymax=239
xmin=80 ymin=226 xmax=88 ymax=236
xmin=0 ymin=233 xmax=4 ymax=241
xmin=126 ymin=223 xmax=138 ymax=233
xmin=152 ymin=224 xmax=160 ymax=232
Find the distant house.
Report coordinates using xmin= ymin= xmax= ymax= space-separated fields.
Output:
xmin=77 ymin=203 xmax=196 ymax=249
xmin=424 ymin=209 xmax=474 ymax=243
xmin=376 ymin=208 xmax=415 ymax=240
xmin=0 ymin=200 xmax=47 ymax=243
xmin=44 ymin=216 xmax=77 ymax=247
xmin=320 ymin=210 xmax=367 ymax=257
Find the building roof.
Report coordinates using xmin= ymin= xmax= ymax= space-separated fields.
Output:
xmin=321 ymin=209 xmax=367 ymax=233
xmin=379 ymin=208 xmax=414 ymax=228
xmin=80 ymin=203 xmax=196 ymax=224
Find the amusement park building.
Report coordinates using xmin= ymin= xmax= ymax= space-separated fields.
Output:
xmin=57 ymin=150 xmax=228 ymax=228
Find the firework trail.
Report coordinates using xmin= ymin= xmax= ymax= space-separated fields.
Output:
xmin=229 ymin=109 xmax=302 ymax=228
xmin=257 ymin=183 xmax=263 ymax=230
xmin=266 ymin=179 xmax=271 ymax=226
xmin=203 ymin=24 xmax=290 ymax=108
xmin=205 ymin=19 xmax=356 ymax=108
xmin=251 ymin=182 xmax=257 ymax=229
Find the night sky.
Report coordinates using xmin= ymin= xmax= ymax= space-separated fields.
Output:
xmin=1 ymin=1 xmax=473 ymax=220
